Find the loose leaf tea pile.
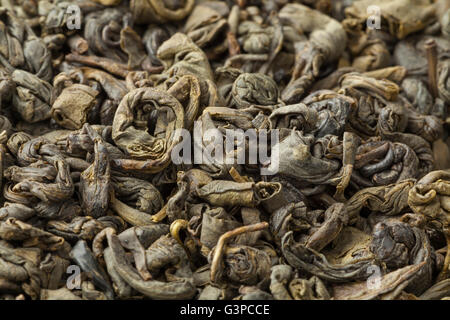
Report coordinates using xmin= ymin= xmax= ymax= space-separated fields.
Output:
xmin=0 ymin=0 xmax=449 ymax=300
